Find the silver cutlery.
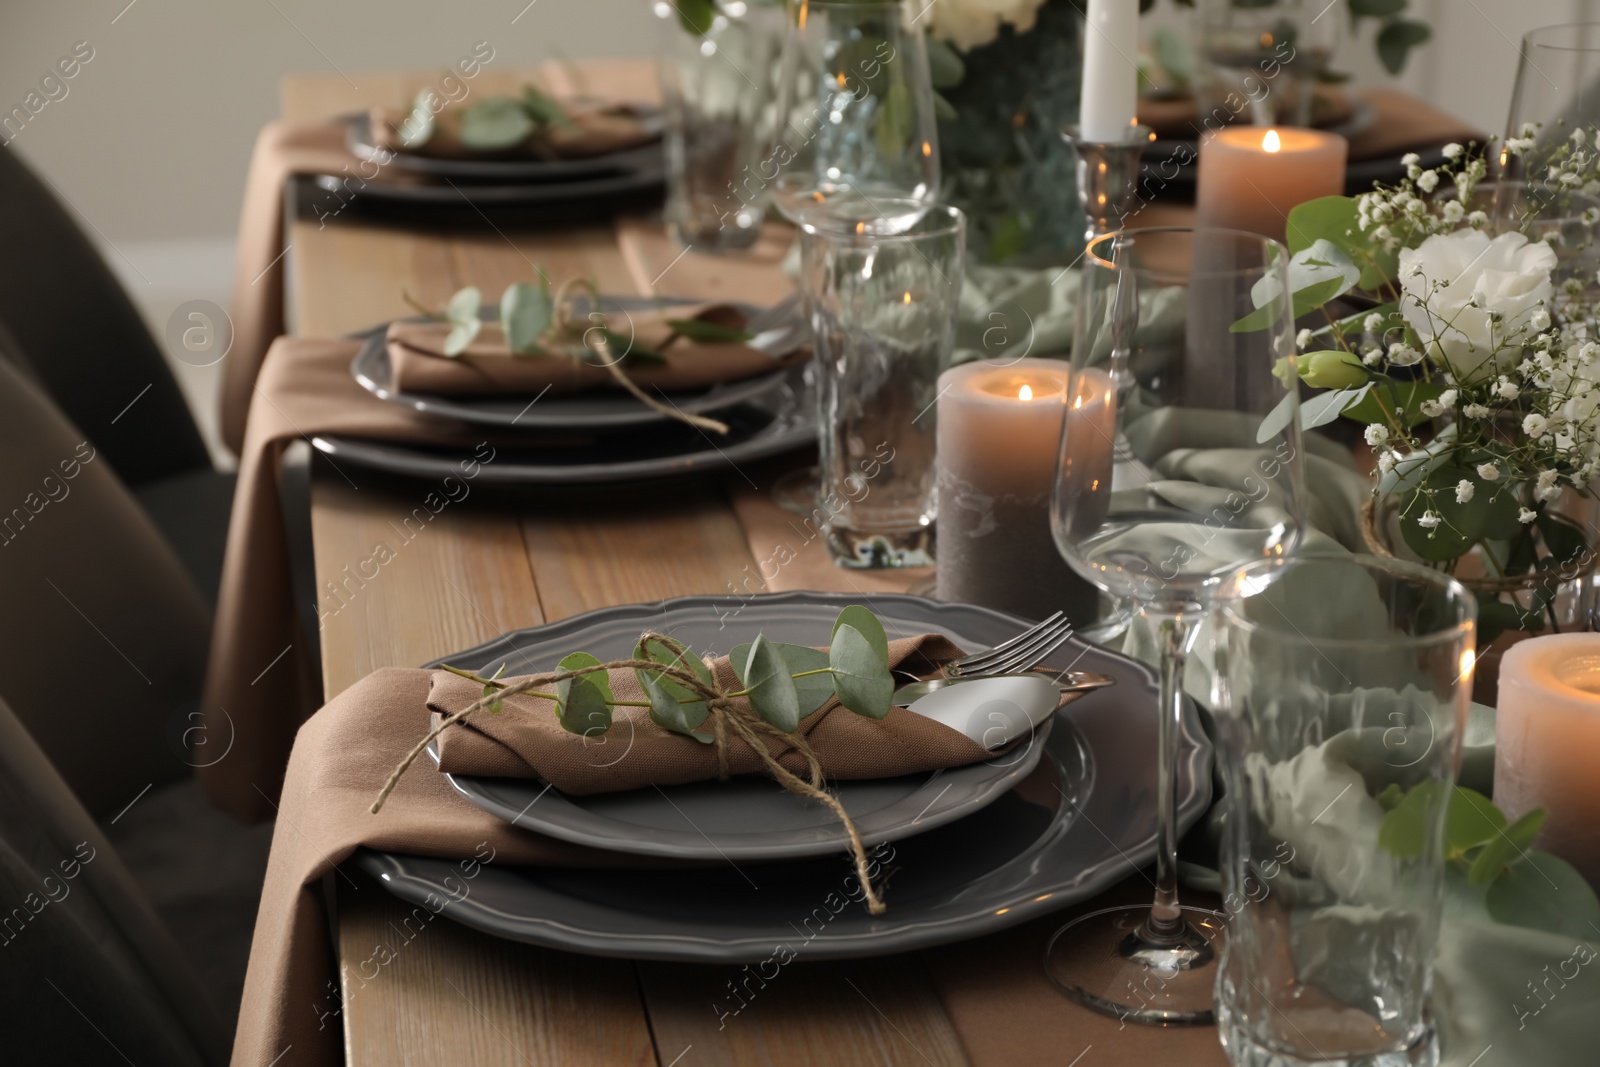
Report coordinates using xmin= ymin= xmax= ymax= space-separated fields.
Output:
xmin=891 ymin=670 xmax=1115 ymax=708
xmin=940 ymin=610 xmax=1077 ymax=679
xmin=743 ymin=293 xmax=805 ymax=358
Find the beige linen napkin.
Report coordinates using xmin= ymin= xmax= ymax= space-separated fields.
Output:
xmin=429 ymin=634 xmax=994 ymax=788
xmin=200 ymin=337 xmax=500 ymax=823
xmin=387 ymin=303 xmax=800 ymax=396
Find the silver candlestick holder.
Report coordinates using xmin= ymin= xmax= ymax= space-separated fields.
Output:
xmin=1061 ymin=124 xmax=1154 ymax=245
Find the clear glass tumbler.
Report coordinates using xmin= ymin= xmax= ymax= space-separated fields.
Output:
xmin=796 ymin=200 xmax=964 ymax=568
xmin=1211 ymin=555 xmax=1477 ymax=1067
xmin=655 ymin=0 xmax=783 ymax=251
xmin=1503 ymin=23 xmax=1600 ymax=181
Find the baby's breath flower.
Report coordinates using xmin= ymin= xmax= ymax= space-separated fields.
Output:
xmin=1417 ymin=170 xmax=1440 ymax=193
xmin=1442 ymin=200 xmax=1466 ymax=225
xmin=1464 ymin=403 xmax=1492 ymax=418
xmin=1477 ymin=462 xmax=1500 ymax=481
xmin=1401 ymin=152 xmax=1421 ymax=167
xmin=1378 ymin=451 xmax=1398 ymax=473
xmin=1455 ymin=479 xmax=1475 ymax=504
xmin=1438 ymin=388 xmax=1458 ymax=408
xmin=1417 ymin=512 xmax=1442 ymax=530
xmin=1531 ymin=306 xmax=1553 ymax=332
xmin=1295 ymin=328 xmax=1313 ymax=349
xmin=1365 ymin=424 xmax=1389 ymax=447
xmin=1387 ymin=342 xmax=1423 ymax=367
xmin=1495 ymin=378 xmax=1521 ymax=400
xmin=1519 ymin=507 xmax=1539 ymax=524
xmin=1444 ymin=142 xmax=1464 ymax=159
xmin=1364 ymin=313 xmax=1385 ymax=334
xmin=1524 ymin=413 xmax=1549 ymax=436
xmin=1468 ymin=210 xmax=1490 ymax=228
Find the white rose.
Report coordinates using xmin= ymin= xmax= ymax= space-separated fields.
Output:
xmin=927 ymin=0 xmax=1048 ymax=51
xmin=1399 ymin=229 xmax=1558 ymax=384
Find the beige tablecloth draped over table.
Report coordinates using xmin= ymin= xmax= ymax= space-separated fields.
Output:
xmin=230 ymin=666 xmax=1232 ymax=1067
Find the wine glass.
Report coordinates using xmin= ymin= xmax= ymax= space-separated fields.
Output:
xmin=767 ymin=0 xmax=940 ymax=222
xmin=1504 ymin=23 xmax=1600 ymax=180
xmin=1045 ymin=227 xmax=1307 ymax=1024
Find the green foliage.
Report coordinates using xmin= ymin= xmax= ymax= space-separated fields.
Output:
xmin=1379 ymin=783 xmax=1600 ymax=935
xmin=674 ymin=0 xmax=717 ymax=35
xmin=828 ymin=624 xmax=895 ymax=719
xmin=555 ymin=652 xmax=613 ymax=736
xmin=832 ymin=605 xmax=889 ymax=665
xmin=737 ymin=634 xmax=803 ymax=733
xmin=663 ymin=318 xmax=754 ymax=344
xmin=1377 ymin=20 xmax=1432 ymax=75
xmin=1339 ymin=378 xmax=1445 ymax=430
xmin=443 ymin=287 xmax=482 ymax=356
xmin=501 ymin=282 xmax=552 ymax=356
xmin=732 ymin=642 xmax=836 ymax=718
xmin=875 ymin=80 xmax=914 ymax=162
xmin=634 ymin=636 xmax=711 ymax=739
xmin=1400 ymin=465 xmax=1522 ymax=562
xmin=458 ymin=97 xmax=534 ymax=151
xmin=1286 ymin=196 xmax=1398 ymax=291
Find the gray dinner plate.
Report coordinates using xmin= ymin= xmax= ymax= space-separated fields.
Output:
xmin=312 ymin=360 xmax=813 ymax=484
xmin=430 ymin=720 xmax=1051 ymax=862
xmin=344 ymin=109 xmax=664 ymax=184
xmin=351 ymin=297 xmax=794 ymax=431
xmin=357 ymin=591 xmax=1212 ymax=962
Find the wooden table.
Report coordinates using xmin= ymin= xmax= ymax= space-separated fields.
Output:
xmin=281 ymin=69 xmax=1170 ymax=1066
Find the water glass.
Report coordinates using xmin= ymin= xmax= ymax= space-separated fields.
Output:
xmin=1212 ymin=555 xmax=1476 ymax=1067
xmin=797 ymin=200 xmax=964 ymax=568
xmin=1195 ymin=0 xmax=1339 ymax=128
xmin=655 ymin=0 xmax=782 ymax=251
xmin=767 ymin=0 xmax=940 ymax=222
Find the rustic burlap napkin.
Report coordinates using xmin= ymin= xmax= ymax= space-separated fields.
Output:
xmin=387 ymin=303 xmax=800 ymax=396
xmin=368 ymin=97 xmax=656 ymax=160
xmin=428 ymin=633 xmax=993 ymax=789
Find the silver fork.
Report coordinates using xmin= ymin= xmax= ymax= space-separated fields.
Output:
xmin=943 ymin=610 xmax=1076 ymax=678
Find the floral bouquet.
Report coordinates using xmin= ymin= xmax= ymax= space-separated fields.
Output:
xmin=1244 ymin=127 xmax=1600 ymax=643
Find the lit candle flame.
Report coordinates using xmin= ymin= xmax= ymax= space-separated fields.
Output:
xmin=921 ymin=141 xmax=932 ymax=157
xmin=1262 ymin=129 xmax=1282 ymax=153
xmin=1019 ymin=384 xmax=1034 ymax=401
xmin=902 ymin=291 xmax=912 ymax=304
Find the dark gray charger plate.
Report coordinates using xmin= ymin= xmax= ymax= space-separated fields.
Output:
xmin=351 ymin=296 xmax=795 ymax=431
xmin=356 ymin=591 xmax=1212 ymax=962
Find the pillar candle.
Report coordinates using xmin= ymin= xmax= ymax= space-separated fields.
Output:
xmin=936 ymin=359 xmax=1099 ymax=625
xmin=1497 ymin=633 xmax=1600 ymax=888
xmin=1080 ymin=0 xmax=1140 ymax=143
xmin=1195 ymin=127 xmax=1348 ymax=241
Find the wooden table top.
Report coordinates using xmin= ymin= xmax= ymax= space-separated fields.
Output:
xmin=282 ymin=66 xmax=1185 ymax=1066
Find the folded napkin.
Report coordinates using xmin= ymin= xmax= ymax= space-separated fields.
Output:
xmin=201 ymin=337 xmax=500 ymax=822
xmin=369 ymin=98 xmax=656 ymax=160
xmin=230 ymin=668 xmax=677 ymax=1067
xmin=430 ymin=633 xmax=993 ymax=788
xmin=387 ymin=303 xmax=801 ymax=396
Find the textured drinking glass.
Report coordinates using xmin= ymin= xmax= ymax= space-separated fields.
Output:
xmin=797 ymin=200 xmax=964 ymax=568
xmin=767 ymin=0 xmax=940 ymax=222
xmin=656 ymin=0 xmax=783 ymax=250
xmin=1504 ymin=24 xmax=1600 ymax=181
xmin=1212 ymin=555 xmax=1476 ymax=1067
xmin=1045 ymin=228 xmax=1306 ymax=1024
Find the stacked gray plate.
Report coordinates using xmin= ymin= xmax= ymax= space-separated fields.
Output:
xmin=359 ymin=591 xmax=1213 ymax=962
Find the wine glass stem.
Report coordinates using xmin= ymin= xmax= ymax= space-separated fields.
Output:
xmin=1143 ymin=612 xmax=1196 ymax=945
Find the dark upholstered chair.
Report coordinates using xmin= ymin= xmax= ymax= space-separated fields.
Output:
xmin=0 ymin=145 xmax=232 ymax=604
xmin=0 ymin=690 xmax=229 ymax=1064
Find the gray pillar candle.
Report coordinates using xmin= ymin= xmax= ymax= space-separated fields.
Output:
xmin=935 ymin=358 xmax=1101 ymax=626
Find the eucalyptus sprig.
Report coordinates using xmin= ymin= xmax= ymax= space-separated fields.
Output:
xmin=403 ymin=275 xmax=755 ymax=435
xmin=374 ymin=606 xmax=902 ymax=912
xmin=1379 ymin=782 xmax=1600 ymax=936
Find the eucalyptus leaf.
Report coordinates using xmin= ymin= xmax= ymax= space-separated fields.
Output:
xmin=1537 ymin=511 xmax=1592 ymax=567
xmin=1286 ymin=196 xmax=1398 ymax=290
xmin=1301 ymin=384 xmax=1370 ymax=432
xmin=397 ymin=89 xmax=437 ymax=148
xmin=1468 ymin=807 xmax=1547 ymax=885
xmin=1339 ymin=377 xmax=1446 ymax=429
xmin=665 ymin=318 xmax=754 ymax=344
xmin=501 ymin=282 xmax=553 ymax=355
xmin=925 ymin=37 xmax=965 ymax=89
xmin=521 ymin=85 xmax=569 ymax=127
xmin=1401 ymin=465 xmax=1520 ymax=562
xmin=443 ymin=318 xmax=482 ymax=357
xmin=1485 ymin=851 xmax=1600 ymax=937
xmin=1446 ymin=786 xmax=1506 ymax=856
xmin=1378 ymin=780 xmax=1447 ymax=859
xmin=832 ymin=605 xmax=889 ymax=666
xmin=458 ymin=96 xmax=534 ymax=151
xmin=554 ymin=652 xmax=613 ymax=736
xmin=739 ymin=634 xmax=801 ymax=732
xmin=1255 ymin=389 xmax=1299 ymax=444
xmin=828 ymin=624 xmax=895 ymax=720
xmin=447 ymin=286 xmax=482 ymax=324
xmin=733 ymin=641 xmax=836 ymax=717
xmin=633 ymin=637 xmax=710 ymax=733
xmin=640 ymin=672 xmax=712 ymax=742
xmin=1377 ymin=19 xmax=1431 ymax=76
